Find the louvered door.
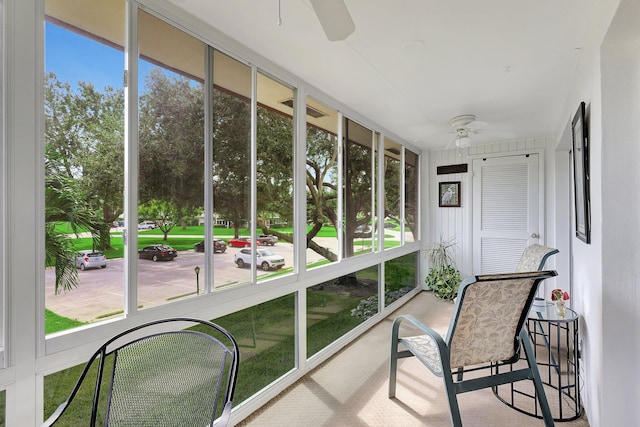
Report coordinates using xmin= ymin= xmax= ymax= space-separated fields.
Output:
xmin=472 ymin=154 xmax=540 ymax=274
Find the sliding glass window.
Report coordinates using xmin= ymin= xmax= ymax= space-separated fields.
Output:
xmin=211 ymin=51 xmax=252 ymax=288
xmin=404 ymin=149 xmax=419 ymax=243
xmin=137 ymin=10 xmax=206 ymax=306
xmin=307 ymin=266 xmax=379 ymax=359
xmin=305 ymin=98 xmax=339 ymax=269
xmin=343 ymin=118 xmax=375 ymax=258
xmin=383 ymin=138 xmax=402 ymax=249
xmin=256 ymin=72 xmax=294 ymax=278
xmin=44 ymin=0 xmax=125 ymax=330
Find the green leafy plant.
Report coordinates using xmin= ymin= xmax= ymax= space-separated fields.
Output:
xmin=425 ymin=236 xmax=461 ymax=301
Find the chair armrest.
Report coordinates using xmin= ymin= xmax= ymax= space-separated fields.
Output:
xmin=391 ymin=314 xmax=451 ymax=376
xmin=212 ymin=401 xmax=233 ymax=427
xmin=41 ymin=401 xmax=69 ymax=427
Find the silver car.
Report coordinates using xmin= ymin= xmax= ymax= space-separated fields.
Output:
xmin=75 ymin=250 xmax=107 ymax=270
xmin=235 ymin=248 xmax=285 ymax=271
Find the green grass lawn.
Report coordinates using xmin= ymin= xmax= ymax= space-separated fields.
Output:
xmin=43 ymin=290 xmax=362 ymax=422
xmin=58 ymin=222 xmax=409 ymax=261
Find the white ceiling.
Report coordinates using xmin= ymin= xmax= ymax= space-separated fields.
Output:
xmin=168 ymin=0 xmax=596 ymax=150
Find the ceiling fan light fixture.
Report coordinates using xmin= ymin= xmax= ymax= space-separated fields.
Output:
xmin=455 ymin=132 xmax=472 ymax=147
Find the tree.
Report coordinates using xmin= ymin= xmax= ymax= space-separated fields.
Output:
xmin=45 ymin=72 xmax=125 ymax=250
xmin=138 ymin=68 xmax=205 ymax=228
xmin=45 ymin=149 xmax=108 ymax=293
xmin=139 ymin=199 xmax=179 ymax=240
xmin=211 ymin=89 xmax=251 ymax=238
xmin=305 ymin=127 xmax=339 ymax=261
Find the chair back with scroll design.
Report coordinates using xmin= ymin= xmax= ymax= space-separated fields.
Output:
xmin=42 ymin=317 xmax=239 ymax=427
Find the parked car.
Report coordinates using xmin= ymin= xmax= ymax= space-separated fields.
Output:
xmin=256 ymin=234 xmax=278 ymax=246
xmin=355 ymin=225 xmax=371 ymax=233
xmin=75 ymin=250 xmax=107 ymax=270
xmin=234 ymin=248 xmax=285 ymax=271
xmin=138 ymin=220 xmax=157 ymax=230
xmin=194 ymin=239 xmax=227 ymax=253
xmin=138 ymin=244 xmax=177 ymax=261
xmin=227 ymin=237 xmax=259 ymax=248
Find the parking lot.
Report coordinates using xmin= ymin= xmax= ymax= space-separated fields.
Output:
xmin=45 ymin=239 xmax=331 ymax=322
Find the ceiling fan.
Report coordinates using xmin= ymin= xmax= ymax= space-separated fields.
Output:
xmin=447 ymin=114 xmax=514 ymax=148
xmin=448 ymin=114 xmax=487 ymax=147
xmin=309 ymin=0 xmax=355 ymax=41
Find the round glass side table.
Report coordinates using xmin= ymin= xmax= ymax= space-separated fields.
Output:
xmin=493 ymin=303 xmax=582 ymax=421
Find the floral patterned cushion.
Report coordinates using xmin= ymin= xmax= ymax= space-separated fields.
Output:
xmin=401 ymin=334 xmax=443 ymax=374
xmin=516 ymin=244 xmax=558 ymax=272
xmin=448 ymin=277 xmax=532 ymax=368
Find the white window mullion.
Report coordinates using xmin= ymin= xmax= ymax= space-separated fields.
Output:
xmin=294 ymin=87 xmax=306 ymax=370
xmin=250 ymin=65 xmax=258 ymax=284
xmin=124 ymin=0 xmax=139 ymax=316
xmin=203 ymin=45 xmax=214 ymax=293
xmin=400 ymin=147 xmax=406 ymax=246
xmin=336 ymin=113 xmax=344 ymax=261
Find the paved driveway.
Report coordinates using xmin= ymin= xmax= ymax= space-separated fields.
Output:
xmin=45 ymin=240 xmax=332 ymax=322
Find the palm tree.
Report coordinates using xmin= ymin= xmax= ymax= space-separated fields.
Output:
xmin=45 ymin=159 xmax=107 ymax=294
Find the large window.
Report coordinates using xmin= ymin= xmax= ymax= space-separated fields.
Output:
xmin=137 ymin=10 xmax=206 ymax=306
xmin=383 ymin=138 xmax=402 ymax=249
xmin=211 ymin=51 xmax=252 ymax=288
xmin=405 ymin=149 xmax=419 ymax=243
xmin=305 ymin=98 xmax=339 ymax=269
xmin=38 ymin=1 xmax=420 ymax=423
xmin=44 ymin=0 xmax=125 ymax=329
xmin=307 ymin=266 xmax=379 ymax=358
xmin=343 ymin=118 xmax=375 ymax=258
xmin=384 ymin=252 xmax=418 ymax=306
xmin=255 ymin=73 xmax=294 ymax=279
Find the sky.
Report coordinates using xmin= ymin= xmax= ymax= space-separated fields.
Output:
xmin=45 ymin=22 xmax=156 ymax=92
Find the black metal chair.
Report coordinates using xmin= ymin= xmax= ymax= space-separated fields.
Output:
xmin=42 ymin=317 xmax=239 ymax=427
xmin=389 ymin=271 xmax=557 ymax=427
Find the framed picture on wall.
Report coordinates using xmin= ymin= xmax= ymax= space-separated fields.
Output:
xmin=572 ymin=102 xmax=591 ymax=243
xmin=439 ymin=181 xmax=461 ymax=207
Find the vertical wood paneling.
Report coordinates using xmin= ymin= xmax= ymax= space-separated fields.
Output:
xmin=430 ymin=137 xmax=547 ymax=276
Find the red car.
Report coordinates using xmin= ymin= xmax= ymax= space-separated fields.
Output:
xmin=227 ymin=237 xmax=260 ymax=248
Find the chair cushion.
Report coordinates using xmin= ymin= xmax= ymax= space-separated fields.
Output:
xmin=448 ymin=278 xmax=530 ymax=368
xmin=401 ymin=334 xmax=443 ymax=374
xmin=516 ymin=244 xmax=558 ymax=272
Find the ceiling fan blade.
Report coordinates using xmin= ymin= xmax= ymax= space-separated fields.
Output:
xmin=465 ymin=120 xmax=488 ymax=129
xmin=310 ymin=0 xmax=355 ymax=41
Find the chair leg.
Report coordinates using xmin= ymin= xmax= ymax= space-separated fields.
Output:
xmin=521 ymin=329 xmax=555 ymax=427
xmin=389 ymin=321 xmax=400 ymax=398
xmin=442 ymin=369 xmax=463 ymax=427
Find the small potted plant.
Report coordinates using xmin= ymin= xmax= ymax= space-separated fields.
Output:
xmin=551 ymin=288 xmax=570 ymax=317
xmin=425 ymin=236 xmax=461 ymax=301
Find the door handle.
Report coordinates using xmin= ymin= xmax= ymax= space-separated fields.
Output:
xmin=530 ymin=233 xmax=539 ymax=238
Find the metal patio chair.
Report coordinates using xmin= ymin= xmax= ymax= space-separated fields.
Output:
xmin=389 ymin=270 xmax=557 ymax=427
xmin=42 ymin=317 xmax=239 ymax=427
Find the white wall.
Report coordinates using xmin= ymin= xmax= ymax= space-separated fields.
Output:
xmin=555 ymin=0 xmax=635 ymax=425
xmin=600 ymin=0 xmax=640 ymax=424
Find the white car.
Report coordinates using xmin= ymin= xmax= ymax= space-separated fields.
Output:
xmin=138 ymin=220 xmax=157 ymax=230
xmin=75 ymin=250 xmax=107 ymax=270
xmin=234 ymin=248 xmax=285 ymax=271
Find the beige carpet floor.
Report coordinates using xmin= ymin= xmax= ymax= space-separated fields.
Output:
xmin=238 ymin=291 xmax=590 ymax=426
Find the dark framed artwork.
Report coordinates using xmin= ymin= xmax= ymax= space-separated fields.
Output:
xmin=572 ymin=102 xmax=591 ymax=243
xmin=439 ymin=181 xmax=461 ymax=207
